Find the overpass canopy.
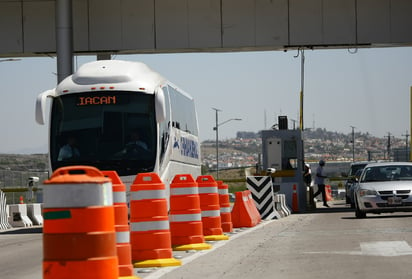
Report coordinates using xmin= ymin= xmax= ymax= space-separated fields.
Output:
xmin=1 ymin=0 xmax=412 ymax=58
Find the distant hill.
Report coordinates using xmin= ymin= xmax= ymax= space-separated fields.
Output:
xmin=0 ymin=154 xmax=48 ymax=171
xmin=1 ymin=127 xmax=407 ymax=188
xmin=0 ymin=153 xmax=49 ymax=188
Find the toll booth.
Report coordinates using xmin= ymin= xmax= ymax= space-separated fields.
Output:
xmin=261 ymin=126 xmax=306 ymax=212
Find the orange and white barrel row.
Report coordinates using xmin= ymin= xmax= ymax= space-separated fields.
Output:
xmin=36 ymin=168 xmax=272 ymax=277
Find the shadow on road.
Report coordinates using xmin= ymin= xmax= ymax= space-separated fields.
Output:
xmin=300 ymin=200 xmax=353 ymax=214
xmin=342 ymin=213 xmax=412 ymax=220
xmin=0 ymin=226 xmax=42 ymax=235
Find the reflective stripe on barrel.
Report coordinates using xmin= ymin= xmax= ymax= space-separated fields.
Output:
xmin=43 ymin=183 xmax=113 ymax=208
xmin=170 ymin=187 xmax=199 ymax=195
xmin=131 ymin=189 xmax=166 ymax=200
xmin=113 ymin=191 xmax=127 ymax=204
xmin=220 ymin=207 xmax=231 ymax=213
xmin=169 ymin=213 xmax=202 ymax=222
xmin=198 ymin=187 xmax=218 ymax=194
xmin=131 ymin=220 xmax=170 ymax=232
xmin=201 ymin=210 xmax=221 ymax=217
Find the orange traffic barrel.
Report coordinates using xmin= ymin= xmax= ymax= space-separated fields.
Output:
xmin=42 ymin=166 xmax=118 ymax=279
xmin=217 ymin=181 xmax=233 ymax=233
xmin=130 ymin=172 xmax=181 ymax=268
xmin=169 ymin=174 xmax=212 ymax=251
xmin=196 ymin=175 xmax=229 ymax=241
xmin=325 ymin=185 xmax=333 ymax=201
xmin=102 ymin=170 xmax=136 ymax=278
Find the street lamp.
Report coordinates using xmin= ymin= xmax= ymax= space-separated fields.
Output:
xmin=350 ymin=126 xmax=355 ymax=162
xmin=212 ymin=108 xmax=241 ymax=179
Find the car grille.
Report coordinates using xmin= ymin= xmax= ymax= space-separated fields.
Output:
xmin=378 ymin=190 xmax=411 ymax=200
xmin=376 ymin=202 xmax=412 ymax=208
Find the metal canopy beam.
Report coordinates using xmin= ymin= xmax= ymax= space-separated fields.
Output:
xmin=0 ymin=0 xmax=411 ymax=58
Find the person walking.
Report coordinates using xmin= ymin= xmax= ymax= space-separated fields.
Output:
xmin=303 ymin=163 xmax=312 ymax=187
xmin=313 ymin=159 xmax=330 ymax=207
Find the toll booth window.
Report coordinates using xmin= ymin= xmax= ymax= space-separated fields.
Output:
xmin=282 ymin=140 xmax=297 ymax=169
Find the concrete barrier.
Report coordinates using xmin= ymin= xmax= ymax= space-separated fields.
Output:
xmin=27 ymin=203 xmax=43 ymax=226
xmin=246 ymin=176 xmax=281 ymax=220
xmin=8 ymin=204 xmax=33 ymax=227
xmin=274 ymin=194 xmax=291 ymax=217
xmin=231 ymin=191 xmax=261 ymax=228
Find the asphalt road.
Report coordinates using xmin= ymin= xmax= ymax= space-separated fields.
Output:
xmin=141 ymin=201 xmax=412 ymax=279
xmin=2 ymin=201 xmax=412 ymax=279
xmin=0 ymin=227 xmax=42 ymax=279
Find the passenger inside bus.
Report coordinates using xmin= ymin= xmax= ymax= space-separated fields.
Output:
xmin=58 ymin=135 xmax=80 ymax=161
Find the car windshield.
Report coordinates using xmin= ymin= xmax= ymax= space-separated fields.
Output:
xmin=360 ymin=165 xmax=412 ymax=182
xmin=349 ymin=164 xmax=367 ymax=176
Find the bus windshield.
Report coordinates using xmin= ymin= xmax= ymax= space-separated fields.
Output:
xmin=50 ymin=91 xmax=157 ymax=176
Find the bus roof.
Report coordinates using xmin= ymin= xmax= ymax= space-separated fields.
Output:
xmin=57 ymin=60 xmax=167 ymax=94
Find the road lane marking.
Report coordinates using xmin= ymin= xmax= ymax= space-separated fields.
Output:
xmin=360 ymin=241 xmax=412 ymax=257
xmin=305 ymin=241 xmax=412 ymax=257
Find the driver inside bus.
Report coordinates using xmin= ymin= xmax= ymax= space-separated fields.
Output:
xmin=116 ymin=129 xmax=149 ymax=156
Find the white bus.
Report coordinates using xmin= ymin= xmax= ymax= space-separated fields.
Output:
xmin=35 ymin=60 xmax=201 ymax=191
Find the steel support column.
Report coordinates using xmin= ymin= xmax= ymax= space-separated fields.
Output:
xmin=55 ymin=0 xmax=73 ymax=83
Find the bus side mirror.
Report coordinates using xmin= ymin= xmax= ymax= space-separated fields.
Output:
xmin=35 ymin=89 xmax=56 ymax=125
xmin=155 ymin=87 xmax=166 ymax=123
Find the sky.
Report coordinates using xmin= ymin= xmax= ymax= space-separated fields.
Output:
xmin=1 ymin=46 xmax=412 ymax=153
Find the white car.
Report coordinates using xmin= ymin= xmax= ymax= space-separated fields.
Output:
xmin=353 ymin=162 xmax=412 ymax=218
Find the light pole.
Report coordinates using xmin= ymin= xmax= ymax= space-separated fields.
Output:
xmin=350 ymin=126 xmax=355 ymax=162
xmin=212 ymin=108 xmax=241 ymax=180
xmin=402 ymin=130 xmax=409 ymax=161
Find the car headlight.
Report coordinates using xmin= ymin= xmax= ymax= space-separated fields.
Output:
xmin=359 ymin=189 xmax=377 ymax=196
